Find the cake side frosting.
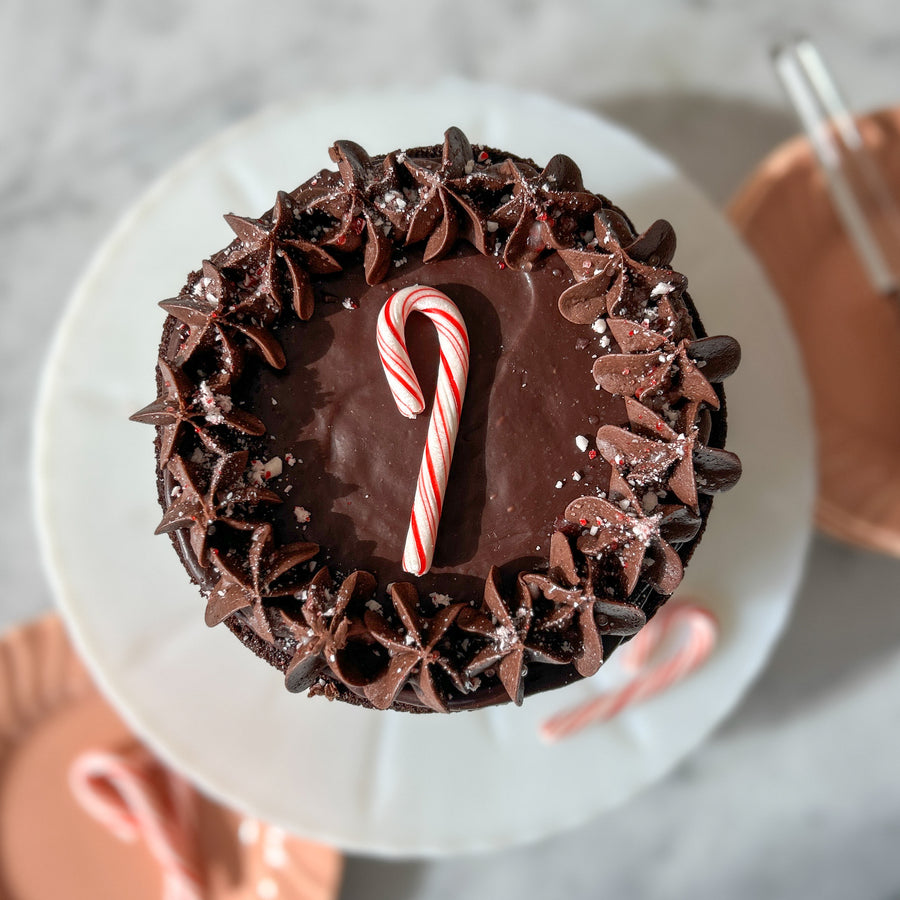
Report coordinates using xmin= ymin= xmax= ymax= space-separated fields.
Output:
xmin=132 ymin=128 xmax=742 ymax=712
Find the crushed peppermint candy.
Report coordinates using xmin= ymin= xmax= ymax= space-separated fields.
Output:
xmin=430 ymin=592 xmax=453 ymax=607
xmin=198 ymin=381 xmax=234 ymax=424
xmin=591 ymin=317 xmax=607 ymax=334
xmin=572 ymin=471 xmax=582 ymax=482
xmin=383 ymin=189 xmax=407 ymax=210
xmin=651 ymin=282 xmax=675 ymax=297
xmin=494 ymin=623 xmax=517 ymax=652
xmin=599 ymin=335 xmax=611 ymax=349
xmin=575 ymin=434 xmax=589 ymax=452
xmin=632 ymin=517 xmax=658 ymax=543
xmin=555 ymin=480 xmax=565 ymax=489
xmin=285 ymin=453 xmax=297 ymax=466
xmin=342 ymin=297 xmax=359 ymax=310
xmin=293 ymin=506 xmax=311 ymax=525
xmin=249 ymin=456 xmax=282 ymax=484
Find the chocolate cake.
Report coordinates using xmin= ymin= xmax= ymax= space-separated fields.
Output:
xmin=132 ymin=127 xmax=742 ymax=712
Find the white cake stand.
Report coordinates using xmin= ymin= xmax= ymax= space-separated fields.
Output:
xmin=34 ymin=81 xmax=814 ymax=856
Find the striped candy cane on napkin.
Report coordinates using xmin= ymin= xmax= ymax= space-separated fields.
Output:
xmin=540 ymin=601 xmax=718 ymax=743
xmin=69 ymin=744 xmax=204 ymax=900
xmin=376 ymin=285 xmax=470 ymax=576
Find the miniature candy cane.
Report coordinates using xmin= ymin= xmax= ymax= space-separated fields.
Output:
xmin=540 ymin=601 xmax=718 ymax=743
xmin=69 ymin=745 xmax=204 ymax=900
xmin=377 ymin=285 xmax=470 ymax=576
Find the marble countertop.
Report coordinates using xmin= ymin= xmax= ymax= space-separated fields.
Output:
xmin=4 ymin=2 xmax=900 ymax=898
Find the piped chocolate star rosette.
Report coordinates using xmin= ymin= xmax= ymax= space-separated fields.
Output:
xmin=132 ymin=128 xmax=742 ymax=713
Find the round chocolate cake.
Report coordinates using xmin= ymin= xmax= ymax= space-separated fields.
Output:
xmin=132 ymin=127 xmax=742 ymax=712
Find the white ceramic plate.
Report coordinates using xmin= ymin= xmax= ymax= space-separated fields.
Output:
xmin=34 ymin=81 xmax=814 ymax=857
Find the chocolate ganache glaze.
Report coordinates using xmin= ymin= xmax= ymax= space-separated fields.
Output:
xmin=133 ymin=128 xmax=742 ymax=712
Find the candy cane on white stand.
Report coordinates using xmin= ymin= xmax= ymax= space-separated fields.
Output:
xmin=540 ymin=601 xmax=718 ymax=743
xmin=376 ymin=285 xmax=470 ymax=576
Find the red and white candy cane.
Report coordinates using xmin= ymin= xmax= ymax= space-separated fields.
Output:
xmin=376 ymin=285 xmax=470 ymax=576
xmin=69 ymin=745 xmax=204 ymax=900
xmin=540 ymin=601 xmax=718 ymax=743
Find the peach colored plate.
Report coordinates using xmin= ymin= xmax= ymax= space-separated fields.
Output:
xmin=730 ymin=107 xmax=900 ymax=556
xmin=0 ymin=616 xmax=341 ymax=900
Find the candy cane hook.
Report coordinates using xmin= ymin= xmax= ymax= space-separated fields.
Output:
xmin=376 ymin=285 xmax=470 ymax=576
xmin=540 ymin=601 xmax=718 ymax=743
xmin=69 ymin=745 xmax=204 ymax=900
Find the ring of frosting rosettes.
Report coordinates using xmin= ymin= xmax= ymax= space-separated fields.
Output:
xmin=133 ymin=127 xmax=742 ymax=712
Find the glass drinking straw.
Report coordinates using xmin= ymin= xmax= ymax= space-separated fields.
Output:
xmin=772 ymin=38 xmax=900 ymax=298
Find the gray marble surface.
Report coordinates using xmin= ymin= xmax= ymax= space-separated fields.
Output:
xmin=4 ymin=1 xmax=900 ymax=898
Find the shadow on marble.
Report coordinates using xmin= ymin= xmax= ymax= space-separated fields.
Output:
xmin=587 ymin=90 xmax=798 ymax=205
xmin=339 ymin=856 xmax=426 ymax=900
xmin=719 ymin=533 xmax=900 ymax=737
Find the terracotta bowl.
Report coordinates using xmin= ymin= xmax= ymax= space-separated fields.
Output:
xmin=0 ymin=615 xmax=342 ymax=900
xmin=730 ymin=107 xmax=900 ymax=556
